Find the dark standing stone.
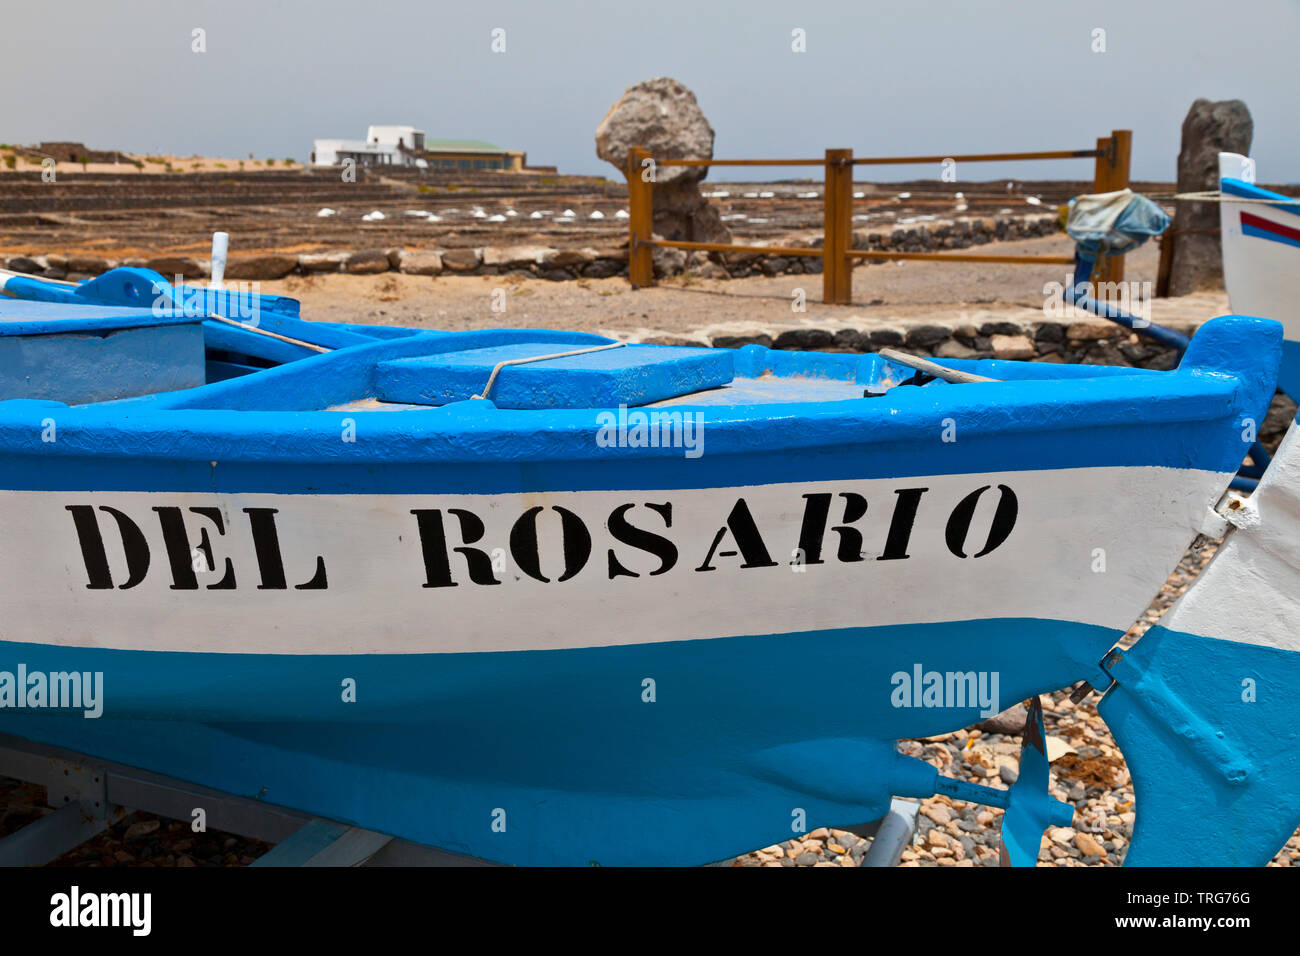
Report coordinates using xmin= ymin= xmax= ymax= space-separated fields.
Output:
xmin=869 ymin=329 xmax=904 ymax=347
xmin=1168 ymin=99 xmax=1253 ymax=295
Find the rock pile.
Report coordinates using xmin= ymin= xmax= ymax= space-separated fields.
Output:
xmin=696 ymin=317 xmax=1185 ymax=371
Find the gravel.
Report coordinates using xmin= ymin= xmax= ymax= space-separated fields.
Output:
xmin=729 ymin=535 xmax=1300 ymax=867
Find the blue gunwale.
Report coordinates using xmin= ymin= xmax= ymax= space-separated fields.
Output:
xmin=0 ymin=314 xmax=1281 ymax=493
xmin=1222 ymin=177 xmax=1300 ymax=218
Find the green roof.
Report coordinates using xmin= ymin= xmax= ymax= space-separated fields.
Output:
xmin=422 ymin=139 xmax=511 ymax=153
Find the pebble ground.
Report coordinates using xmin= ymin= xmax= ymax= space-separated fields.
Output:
xmin=731 ymin=537 xmax=1300 ymax=867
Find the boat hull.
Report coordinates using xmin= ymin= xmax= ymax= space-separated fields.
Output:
xmin=0 ymin=314 xmax=1283 ymax=864
xmin=0 ymin=617 xmax=1161 ymax=866
xmin=0 ymin=464 xmax=1241 ymax=864
xmin=1219 ymin=156 xmax=1300 ymax=397
xmin=1102 ymin=420 xmax=1300 ymax=865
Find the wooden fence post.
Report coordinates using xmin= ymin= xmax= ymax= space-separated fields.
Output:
xmin=1091 ymin=129 xmax=1132 ymax=285
xmin=627 ymin=146 xmax=655 ymax=289
xmin=823 ymin=148 xmax=853 ymax=305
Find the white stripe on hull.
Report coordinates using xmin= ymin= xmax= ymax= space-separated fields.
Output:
xmin=0 ymin=466 xmax=1225 ymax=656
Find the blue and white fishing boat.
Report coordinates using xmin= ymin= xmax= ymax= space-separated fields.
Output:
xmin=1089 ymin=152 xmax=1300 ymax=865
xmin=0 ymin=256 xmax=1290 ymax=865
xmin=1101 ymin=417 xmax=1300 ymax=865
xmin=1219 ymin=151 xmax=1300 ymax=397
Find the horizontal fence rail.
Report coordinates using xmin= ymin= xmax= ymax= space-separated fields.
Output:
xmin=626 ymin=131 xmax=1131 ymax=305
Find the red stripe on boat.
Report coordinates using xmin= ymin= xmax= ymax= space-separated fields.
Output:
xmin=1242 ymin=210 xmax=1300 ymax=243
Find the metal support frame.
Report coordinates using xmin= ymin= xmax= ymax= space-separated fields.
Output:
xmin=855 ymin=798 xmax=921 ymax=867
xmin=0 ymin=732 xmax=921 ymax=867
xmin=0 ymin=733 xmax=492 ymax=867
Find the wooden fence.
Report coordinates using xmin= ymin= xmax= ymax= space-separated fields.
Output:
xmin=626 ymin=130 xmax=1132 ymax=305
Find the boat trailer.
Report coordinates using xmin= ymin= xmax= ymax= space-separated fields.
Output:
xmin=0 ymin=732 xmax=491 ymax=867
xmin=0 ymin=732 xmax=921 ymax=868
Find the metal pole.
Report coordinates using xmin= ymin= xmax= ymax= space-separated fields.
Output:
xmin=860 ymin=798 xmax=921 ymax=867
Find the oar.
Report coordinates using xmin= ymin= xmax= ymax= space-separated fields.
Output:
xmin=877 ymin=348 xmax=999 ymax=384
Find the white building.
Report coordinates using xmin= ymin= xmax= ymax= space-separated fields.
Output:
xmin=312 ymin=125 xmax=427 ymax=168
xmin=365 ymin=126 xmax=425 ymax=152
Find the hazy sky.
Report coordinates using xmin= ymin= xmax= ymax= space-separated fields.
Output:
xmin=5 ymin=0 xmax=1297 ymax=182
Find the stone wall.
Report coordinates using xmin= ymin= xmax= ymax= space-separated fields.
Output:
xmin=3 ymin=214 xmax=1061 ymax=283
xmin=647 ymin=317 xmax=1187 ymax=372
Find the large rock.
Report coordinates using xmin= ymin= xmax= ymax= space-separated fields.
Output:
xmin=397 ymin=250 xmax=443 ymax=276
xmin=298 ymin=251 xmax=349 ymax=273
xmin=595 ymin=77 xmax=731 ymax=245
xmin=483 ymin=245 xmax=556 ymax=268
xmin=1168 ymin=99 xmax=1253 ymax=296
xmin=344 ymin=250 xmax=391 ymax=274
xmin=225 ymin=255 xmax=298 ymax=280
xmin=541 ymin=248 xmax=595 ymax=268
xmin=146 ymin=256 xmax=205 ymax=279
xmin=5 ymin=256 xmax=41 ymax=274
xmin=66 ymin=255 xmax=114 ymax=275
xmin=441 ymin=248 xmax=483 ymax=272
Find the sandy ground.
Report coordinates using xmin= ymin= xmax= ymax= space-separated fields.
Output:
xmin=259 ymin=234 xmax=1230 ymax=340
